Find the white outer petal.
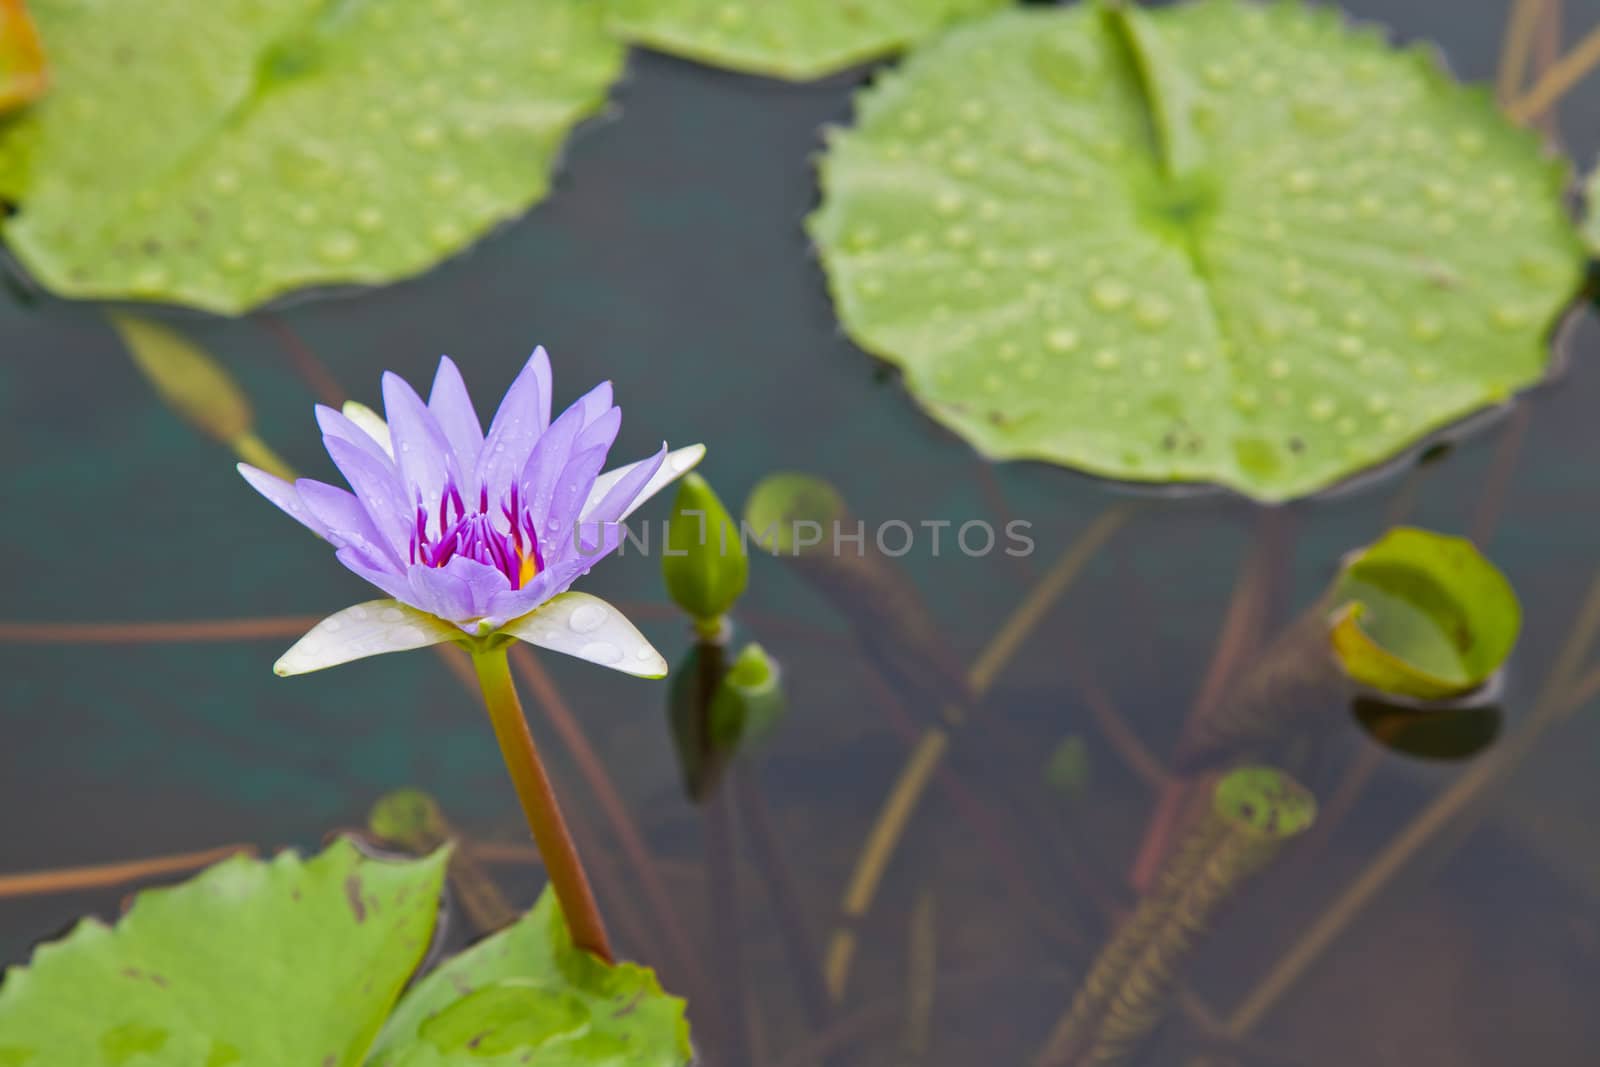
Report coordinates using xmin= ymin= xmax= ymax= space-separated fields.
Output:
xmin=275 ymin=600 xmax=457 ymax=676
xmin=500 ymin=592 xmax=668 ymax=678
xmin=583 ymin=443 xmax=706 ymax=522
xmin=342 ymin=401 xmax=395 ymax=458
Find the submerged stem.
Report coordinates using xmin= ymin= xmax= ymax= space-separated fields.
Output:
xmin=470 ymin=644 xmax=612 ymax=962
xmin=1037 ymin=769 xmax=1314 ymax=1067
xmin=1507 ymin=15 xmax=1600 ymax=123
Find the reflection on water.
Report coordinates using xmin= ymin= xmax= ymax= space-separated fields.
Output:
xmin=5 ymin=1 xmax=1600 ymax=1064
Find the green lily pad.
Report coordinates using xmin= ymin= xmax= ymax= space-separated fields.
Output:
xmin=1329 ymin=526 xmax=1520 ymax=700
xmin=0 ymin=838 xmax=449 ymax=1067
xmin=0 ymin=0 xmax=623 ymax=314
xmin=810 ymin=0 xmax=1584 ymax=501
xmin=368 ymin=888 xmax=692 ymax=1067
xmin=0 ymin=0 xmax=47 ymax=113
xmin=1584 ymin=165 xmax=1600 ymax=253
xmin=607 ymin=0 xmax=1004 ymax=81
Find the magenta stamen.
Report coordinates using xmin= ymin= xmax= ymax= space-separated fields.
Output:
xmin=405 ymin=474 xmax=550 ymax=590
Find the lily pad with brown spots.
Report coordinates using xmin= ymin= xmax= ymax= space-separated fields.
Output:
xmin=0 ymin=839 xmax=448 ymax=1067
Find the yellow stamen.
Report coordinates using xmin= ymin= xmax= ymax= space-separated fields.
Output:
xmin=518 ymin=550 xmax=540 ymax=588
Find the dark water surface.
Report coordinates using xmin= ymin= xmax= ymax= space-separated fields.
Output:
xmin=5 ymin=2 xmax=1600 ymax=1064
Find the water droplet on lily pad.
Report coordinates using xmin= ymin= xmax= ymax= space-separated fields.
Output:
xmin=811 ymin=2 xmax=1582 ymax=500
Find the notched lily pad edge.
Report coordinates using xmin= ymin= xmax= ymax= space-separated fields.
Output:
xmin=606 ymin=0 xmax=1010 ymax=83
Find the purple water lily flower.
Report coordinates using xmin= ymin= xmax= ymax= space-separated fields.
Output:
xmin=241 ymin=347 xmax=703 ymax=678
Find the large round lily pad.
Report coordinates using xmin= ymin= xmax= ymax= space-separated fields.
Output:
xmin=608 ymin=0 xmax=1004 ymax=82
xmin=0 ymin=0 xmax=623 ymax=314
xmin=810 ymin=1 xmax=1585 ymax=501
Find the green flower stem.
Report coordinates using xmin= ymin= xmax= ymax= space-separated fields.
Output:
xmin=470 ymin=644 xmax=612 ymax=962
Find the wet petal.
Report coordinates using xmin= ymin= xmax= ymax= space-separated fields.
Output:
xmin=428 ymin=356 xmax=484 ymax=476
xmin=484 ymin=569 xmax=557 ymax=625
xmin=572 ymin=380 xmax=614 ymax=429
xmin=406 ymin=564 xmax=480 ymax=628
xmin=343 ymin=402 xmax=395 ymax=459
xmin=517 ymin=388 xmax=589 ymax=533
xmin=499 ymin=592 xmax=667 ymax=678
xmin=274 ymin=600 xmax=458 ymax=676
xmin=382 ymin=370 xmax=457 ymax=507
xmin=238 ymin=464 xmax=329 ymax=540
xmin=296 ymin=478 xmax=403 ymax=568
xmin=324 ymin=435 xmax=413 ymax=558
xmin=435 ymin=555 xmax=513 ymax=618
xmin=584 ymin=443 xmax=705 ymax=522
xmin=573 ymin=404 xmax=620 ymax=457
xmin=333 ymin=545 xmax=413 ymax=602
xmin=317 ymin=404 xmax=394 ymax=470
xmin=480 ymin=379 xmax=604 ymax=505
xmin=542 ymin=444 xmax=608 ymax=564
xmin=477 ymin=348 xmax=554 ymax=494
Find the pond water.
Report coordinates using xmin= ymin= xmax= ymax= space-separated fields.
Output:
xmin=4 ymin=1 xmax=1600 ymax=1064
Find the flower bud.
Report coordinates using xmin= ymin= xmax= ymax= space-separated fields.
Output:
xmin=662 ymin=472 xmax=748 ymax=626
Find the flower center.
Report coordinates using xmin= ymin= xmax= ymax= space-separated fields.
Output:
xmin=410 ymin=481 xmax=543 ymax=590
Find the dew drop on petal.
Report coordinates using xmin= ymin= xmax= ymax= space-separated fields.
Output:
xmin=569 ymin=603 xmax=608 ymax=633
xmin=579 ymin=641 xmax=622 ymax=665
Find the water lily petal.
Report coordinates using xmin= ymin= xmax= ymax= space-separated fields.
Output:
xmin=573 ymin=404 xmax=621 ymax=457
xmin=428 ymin=356 xmax=485 ymax=476
xmin=438 ymin=555 xmax=514 ymax=618
xmin=584 ymin=443 xmax=665 ymax=531
xmin=382 ymin=370 xmax=459 ymax=510
xmin=517 ymin=388 xmax=590 ymax=532
xmin=500 ymin=592 xmax=667 ymax=678
xmin=274 ymin=600 xmax=459 ymax=676
xmin=317 ymin=404 xmax=394 ymax=471
xmin=406 ymin=563 xmax=480 ymax=629
xmin=485 ymin=567 xmax=560 ymax=624
xmin=238 ymin=464 xmax=329 ymax=540
xmin=584 ymin=443 xmax=705 ymax=522
xmin=543 ymin=444 xmax=609 ymax=565
xmin=483 ymin=379 xmax=610 ymax=513
xmin=333 ymin=545 xmax=413 ymax=602
xmin=477 ymin=347 xmax=554 ymax=492
xmin=573 ymin=380 xmax=614 ymax=428
xmin=324 ymin=435 xmax=412 ymax=559
xmin=342 ymin=401 xmax=395 ymax=458
xmin=296 ymin=478 xmax=403 ymax=568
